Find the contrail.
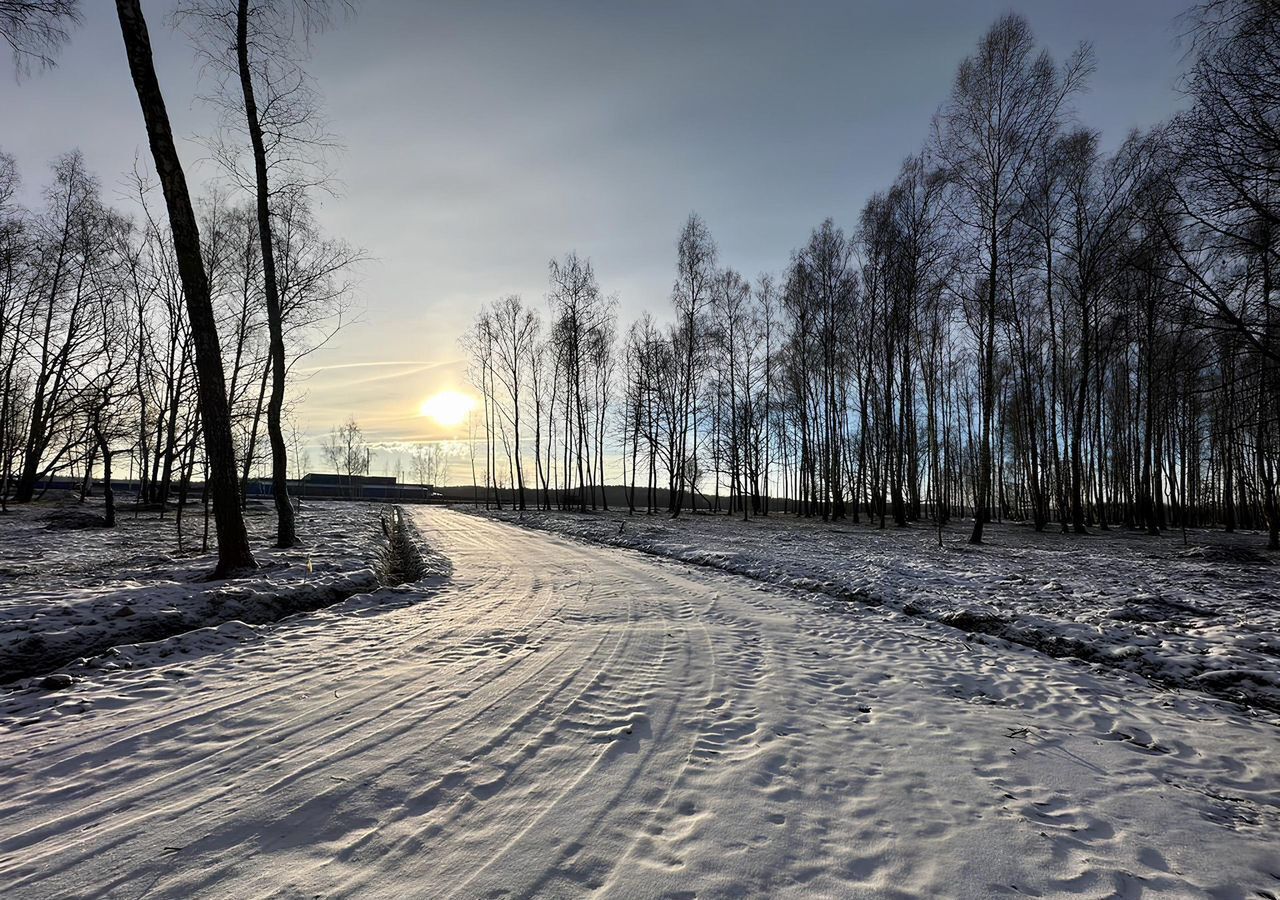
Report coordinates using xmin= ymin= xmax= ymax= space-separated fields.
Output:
xmin=299 ymin=359 xmax=461 ymax=374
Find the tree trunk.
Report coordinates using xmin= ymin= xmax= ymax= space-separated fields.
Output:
xmin=102 ymin=446 xmax=115 ymax=528
xmin=115 ymin=0 xmax=256 ymax=577
xmin=970 ymin=233 xmax=998 ymax=545
xmin=236 ymin=0 xmax=295 ymax=548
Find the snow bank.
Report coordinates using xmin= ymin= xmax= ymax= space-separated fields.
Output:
xmin=0 ymin=497 xmax=445 ymax=684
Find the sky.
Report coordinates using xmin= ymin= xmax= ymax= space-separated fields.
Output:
xmin=2 ymin=0 xmax=1191 ymax=478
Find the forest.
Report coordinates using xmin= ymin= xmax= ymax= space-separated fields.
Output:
xmin=463 ymin=4 xmax=1280 ymax=550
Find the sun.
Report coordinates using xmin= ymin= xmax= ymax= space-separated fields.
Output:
xmin=420 ymin=390 xmax=474 ymax=427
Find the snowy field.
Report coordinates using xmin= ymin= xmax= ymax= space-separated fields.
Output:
xmin=474 ymin=508 xmax=1280 ymax=714
xmin=0 ymin=508 xmax=1275 ymax=898
xmin=0 ymin=496 xmax=406 ymax=688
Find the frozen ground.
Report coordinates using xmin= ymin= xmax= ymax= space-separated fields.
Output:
xmin=474 ymin=508 xmax=1280 ymax=713
xmin=0 ymin=509 xmax=1276 ymax=898
xmin=0 ymin=496 xmax=410 ymax=684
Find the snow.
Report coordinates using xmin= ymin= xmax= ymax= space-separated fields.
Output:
xmin=472 ymin=508 xmax=1280 ymax=713
xmin=0 ymin=496 xmax=417 ymax=685
xmin=0 ymin=508 xmax=1276 ymax=898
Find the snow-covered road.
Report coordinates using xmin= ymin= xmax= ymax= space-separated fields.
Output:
xmin=0 ymin=509 xmax=1276 ymax=898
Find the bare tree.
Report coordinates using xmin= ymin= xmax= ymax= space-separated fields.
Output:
xmin=0 ymin=151 xmax=24 ymax=514
xmin=488 ymin=294 xmax=538 ymax=510
xmin=322 ymin=414 xmax=366 ymax=493
xmin=1170 ymin=0 xmax=1280 ymax=548
xmin=0 ymin=0 xmax=80 ymax=75
xmin=547 ymin=252 xmax=612 ymax=512
xmin=934 ymin=12 xmax=1091 ymax=543
xmin=176 ymin=0 xmax=349 ymax=547
xmin=670 ymin=214 xmax=716 ymax=516
xmin=115 ymin=0 xmax=255 ymax=575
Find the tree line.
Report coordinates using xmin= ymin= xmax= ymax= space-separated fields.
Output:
xmin=1 ymin=0 xmax=358 ymax=575
xmin=463 ymin=2 xmax=1279 ymax=550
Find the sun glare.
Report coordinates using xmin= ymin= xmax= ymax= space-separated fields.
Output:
xmin=421 ymin=390 xmax=474 ymax=427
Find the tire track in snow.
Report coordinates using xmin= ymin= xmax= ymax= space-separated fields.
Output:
xmin=0 ymin=516 xmax=554 ymax=869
